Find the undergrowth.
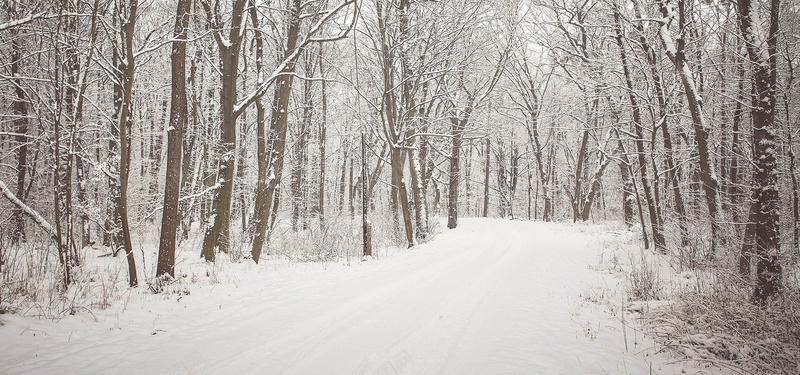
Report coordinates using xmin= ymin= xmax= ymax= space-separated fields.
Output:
xmin=0 ymin=212 xmax=437 ymax=318
xmin=620 ymin=223 xmax=800 ymax=374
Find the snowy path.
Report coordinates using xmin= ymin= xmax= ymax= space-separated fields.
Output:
xmin=1 ymin=219 xmax=706 ymax=374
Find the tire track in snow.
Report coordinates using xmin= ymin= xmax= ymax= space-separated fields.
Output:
xmin=1 ymin=219 xmax=722 ymax=375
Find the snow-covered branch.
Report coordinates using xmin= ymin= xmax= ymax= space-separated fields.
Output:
xmin=234 ymin=0 xmax=356 ymax=117
xmin=0 ymin=12 xmax=46 ymax=32
xmin=0 ymin=179 xmax=57 ymax=239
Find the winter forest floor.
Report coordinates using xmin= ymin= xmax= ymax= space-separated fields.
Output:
xmin=0 ymin=219 xmax=734 ymax=374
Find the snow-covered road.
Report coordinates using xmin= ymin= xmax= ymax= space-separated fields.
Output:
xmin=1 ymin=219 xmax=711 ymax=374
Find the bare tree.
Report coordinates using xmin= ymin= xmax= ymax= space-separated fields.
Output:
xmin=736 ymin=0 xmax=782 ymax=305
xmin=654 ymin=0 xmax=720 ymax=257
xmin=156 ymin=0 xmax=192 ymax=279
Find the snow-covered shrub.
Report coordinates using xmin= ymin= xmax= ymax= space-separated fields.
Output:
xmin=148 ymin=274 xmax=191 ymax=296
xmin=626 ymin=251 xmax=662 ymax=301
xmin=628 ymin=236 xmax=800 ymax=374
xmin=636 ymin=281 xmax=800 ymax=374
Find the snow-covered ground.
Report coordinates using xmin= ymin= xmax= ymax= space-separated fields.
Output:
xmin=0 ymin=218 xmax=726 ymax=374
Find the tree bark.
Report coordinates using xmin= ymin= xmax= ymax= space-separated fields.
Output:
xmin=291 ymin=57 xmax=313 ymax=231
xmin=408 ymin=132 xmax=428 ymax=240
xmin=10 ymin=21 xmax=28 ymax=244
xmin=614 ymin=7 xmax=666 ymax=252
xmin=656 ymin=0 xmax=720 ymax=257
xmin=251 ymin=0 xmax=302 ymax=263
xmin=448 ymin=116 xmax=467 ymax=229
xmin=483 ymin=138 xmax=490 ymax=217
xmin=737 ymin=0 xmax=782 ymax=305
xmin=362 ymin=132 xmax=372 ymax=256
xmin=630 ymin=1 xmax=690 ymax=246
xmin=157 ymin=0 xmax=191 ymax=278
xmin=201 ymin=0 xmax=247 ymax=261
xmin=116 ymin=0 xmax=140 ymax=286
xmin=318 ymin=46 xmax=327 ymax=229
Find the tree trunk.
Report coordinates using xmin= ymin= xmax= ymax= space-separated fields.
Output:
xmin=580 ymin=155 xmax=611 ymax=221
xmin=338 ymin=139 xmax=349 ymax=212
xmin=292 ymin=61 xmax=313 ymax=231
xmin=656 ymin=0 xmax=720 ymax=257
xmin=157 ymin=0 xmax=191 ymax=279
xmin=250 ymin=0 xmax=302 ymax=263
xmin=483 ymin=138 xmax=490 ymax=217
xmin=201 ymin=0 xmax=247 ymax=261
xmin=10 ymin=24 xmax=28 ymax=244
xmin=149 ymin=100 xmax=167 ymax=195
xmin=318 ymin=47 xmax=327 ymax=229
xmin=613 ymin=8 xmax=666 ymax=252
xmin=737 ymin=0 xmax=782 ymax=305
xmin=448 ymin=117 xmax=465 ymax=229
xmin=408 ymin=132 xmax=428 ymax=240
xmin=572 ymin=126 xmax=589 ymax=222
xmin=782 ymin=57 xmax=799 ymax=257
xmin=179 ymin=46 xmax=201 ymax=240
xmin=118 ymin=0 xmax=139 ymax=287
xmin=362 ymin=132 xmax=372 ymax=256
xmin=631 ymin=1 xmax=690 ymax=246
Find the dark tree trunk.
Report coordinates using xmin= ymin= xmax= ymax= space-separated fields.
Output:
xmin=483 ymin=138 xmax=490 ymax=217
xmin=737 ymin=0 xmax=782 ymax=305
xmin=201 ymin=0 xmax=247 ymax=261
xmin=157 ymin=0 xmax=191 ymax=279
xmin=448 ymin=117 xmax=466 ymax=229
xmin=10 ymin=25 xmax=28 ymax=244
xmin=362 ymin=132 xmax=372 ymax=256
xmin=118 ymin=0 xmax=139 ymax=287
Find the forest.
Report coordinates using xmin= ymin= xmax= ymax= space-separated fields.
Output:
xmin=1 ymin=0 xmax=799 ymax=372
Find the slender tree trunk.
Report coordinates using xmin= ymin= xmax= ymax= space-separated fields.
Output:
xmin=157 ymin=0 xmax=191 ymax=279
xmin=237 ymin=58 xmax=249 ymax=233
xmin=656 ymin=0 xmax=720 ymax=257
xmin=483 ymin=138 xmax=490 ymax=217
xmin=10 ymin=26 xmax=28 ymax=244
xmin=580 ymin=156 xmax=611 ymax=221
xmin=250 ymin=0 xmax=301 ymax=263
xmin=527 ymin=146 xmax=532 ymax=220
xmin=75 ymin=141 xmax=90 ymax=248
xmin=149 ymin=100 xmax=167 ymax=195
xmin=318 ymin=47 xmax=327 ymax=229
xmin=572 ymin=126 xmax=589 ymax=222
xmin=788 ymin=135 xmax=799 ymax=256
xmin=201 ymin=0 xmax=247 ymax=261
xmin=408 ymin=132 xmax=428 ymax=240
xmin=448 ymin=117 xmax=465 ymax=229
xmin=614 ymin=126 xmax=635 ymax=226
xmin=362 ymin=132 xmax=372 ymax=256
xmin=465 ymin=142 xmax=473 ymax=216
xmin=338 ymin=140 xmax=349 ymax=212
xmin=53 ymin=87 xmax=71 ymax=287
xmin=349 ymin=156 xmax=355 ymax=217
xmin=110 ymin=0 xmax=140 ymax=287
xmin=631 ymin=1 xmax=690 ymax=246
xmin=292 ymin=63 xmax=313 ymax=231
xmin=179 ymin=47 xmax=201 ymax=240
xmin=614 ymin=8 xmax=666 ymax=252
